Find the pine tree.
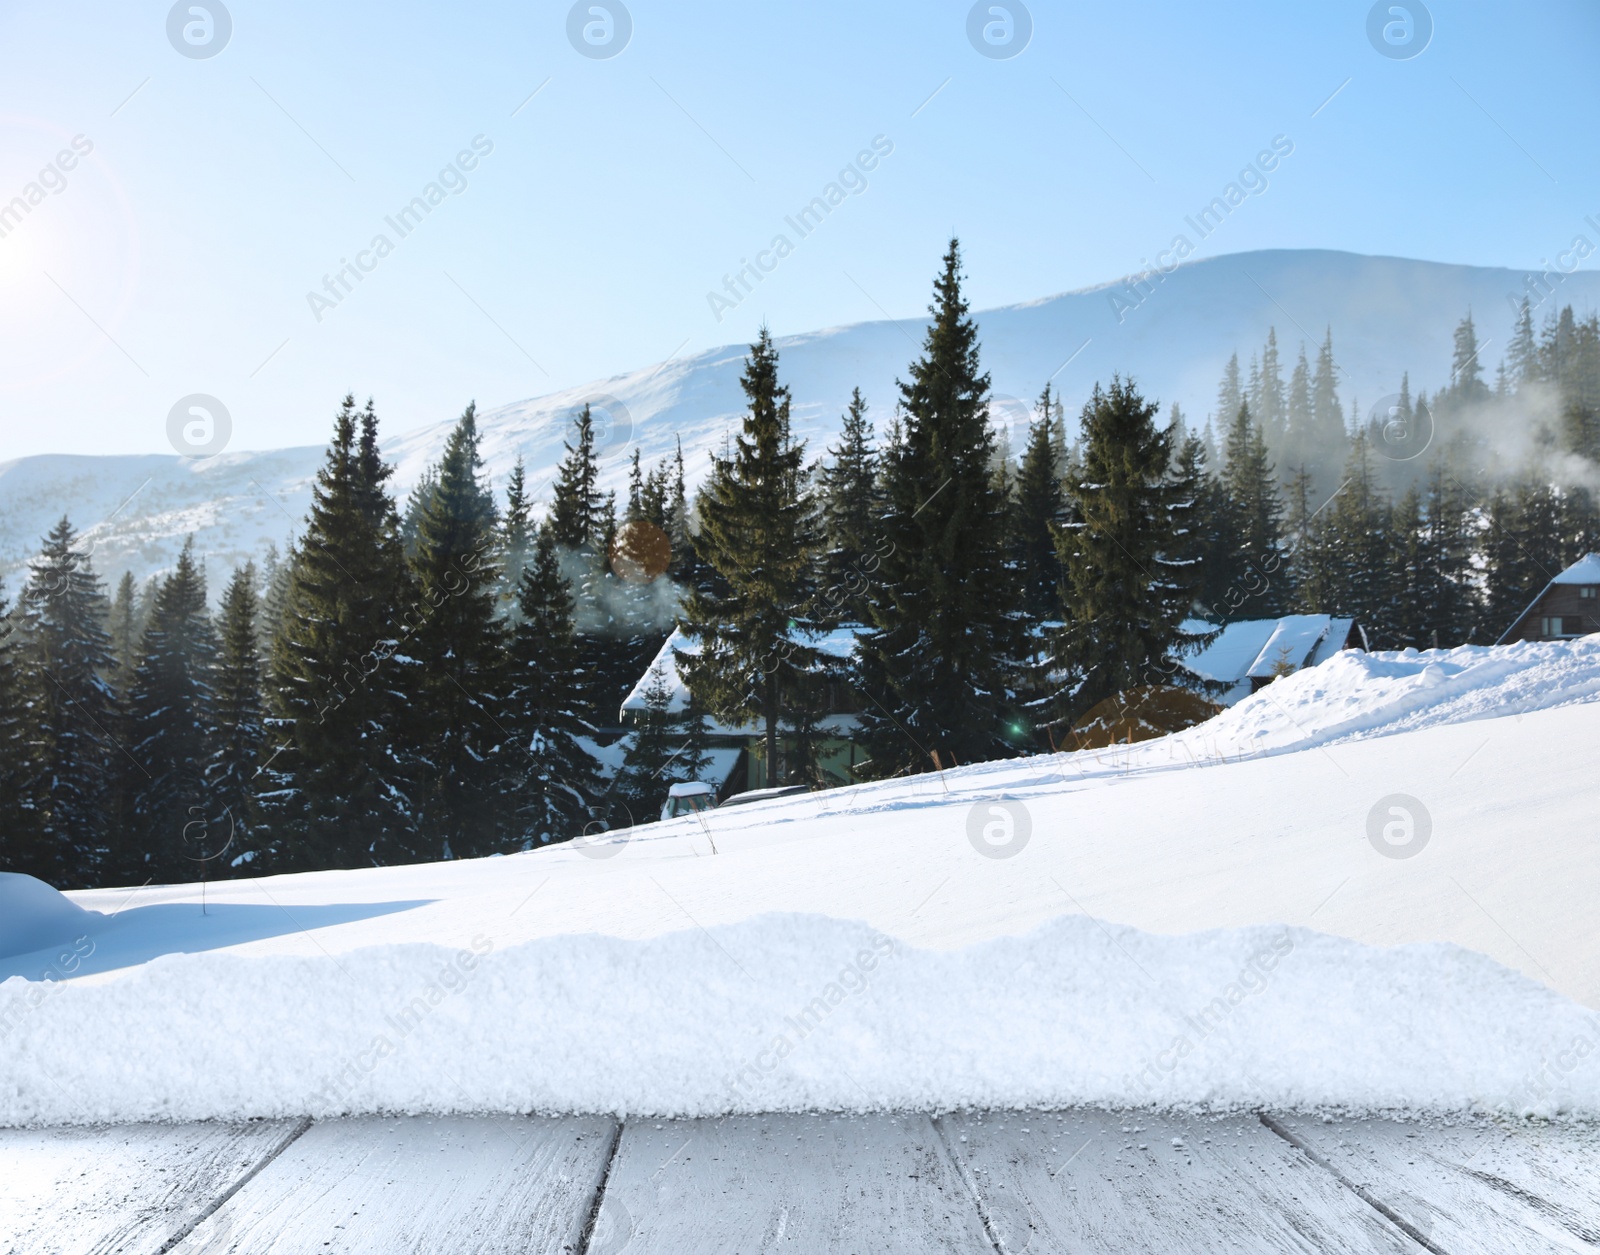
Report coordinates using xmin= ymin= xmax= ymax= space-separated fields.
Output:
xmin=1309 ymin=328 xmax=1346 ymax=484
xmin=505 ymin=525 xmax=600 ymax=844
xmin=1483 ymin=479 xmax=1565 ymax=639
xmin=266 ymin=397 xmax=416 ymax=872
xmin=107 ymin=571 xmax=139 ymax=698
xmin=855 ymin=241 xmax=1022 ymax=773
xmin=258 ymin=541 xmax=294 ymax=662
xmin=16 ymin=517 xmax=118 ymax=886
xmin=1215 ymin=353 xmax=1243 ymax=437
xmin=500 ymin=457 xmax=535 ymax=622
xmin=1285 ymin=344 xmax=1312 ymax=472
xmin=125 ymin=538 xmax=217 ymax=881
xmin=1251 ymin=329 xmax=1288 ymax=453
xmin=1170 ymin=429 xmax=1232 ymax=620
xmin=207 ymin=562 xmax=264 ymax=867
xmin=1051 ymin=378 xmax=1199 ymax=723
xmin=550 ymin=404 xmax=606 ymax=550
xmin=1219 ymin=402 xmax=1289 ymax=617
xmin=0 ymin=583 xmax=37 ymax=876
xmin=1013 ymin=384 xmax=1067 ymax=622
xmin=406 ymin=403 xmax=509 ymax=860
xmin=399 ymin=468 xmax=438 ymax=561
xmin=1325 ymin=433 xmax=1399 ymax=644
xmin=611 ymin=665 xmax=679 ymax=826
xmin=1445 ymin=311 xmax=1490 ymax=409
xmin=1507 ymin=298 xmax=1538 ymax=390
xmin=679 ymin=327 xmax=817 ymax=786
xmin=816 ymin=387 xmax=880 ymax=624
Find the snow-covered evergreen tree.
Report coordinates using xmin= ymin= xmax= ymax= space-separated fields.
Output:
xmin=855 ymin=240 xmax=1022 ymax=773
xmin=207 ymin=562 xmax=265 ymax=864
xmin=1050 ymin=378 xmax=1199 ymax=724
xmin=266 ymin=397 xmax=416 ymax=871
xmin=126 ymin=537 xmax=217 ymax=880
xmin=406 ymin=403 xmax=509 ymax=860
xmin=506 ymin=525 xmax=599 ymax=844
xmin=816 ymin=387 xmax=879 ymax=625
xmin=679 ymin=327 xmax=818 ymax=786
xmin=16 ymin=517 xmax=117 ymax=885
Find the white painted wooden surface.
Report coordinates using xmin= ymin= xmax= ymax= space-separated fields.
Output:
xmin=0 ymin=1120 xmax=302 ymax=1255
xmin=595 ymin=1112 xmax=993 ymax=1253
xmin=942 ymin=1109 xmax=1427 ymax=1254
xmin=167 ymin=1115 xmax=615 ymax=1255
xmin=1280 ymin=1113 xmax=1600 ymax=1255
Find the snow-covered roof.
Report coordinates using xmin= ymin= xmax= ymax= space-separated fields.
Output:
xmin=1246 ymin=615 xmax=1340 ymax=679
xmin=1494 ymin=552 xmax=1600 ymax=644
xmin=619 ymin=625 xmax=869 ymax=724
xmin=1551 ymin=553 xmax=1600 ymax=585
xmin=1181 ymin=615 xmax=1344 ymax=686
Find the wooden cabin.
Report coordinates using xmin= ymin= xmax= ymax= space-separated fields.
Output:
xmin=1495 ymin=553 xmax=1600 ymax=644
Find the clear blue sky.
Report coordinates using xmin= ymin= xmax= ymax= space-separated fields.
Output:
xmin=1 ymin=0 xmax=1596 ymax=458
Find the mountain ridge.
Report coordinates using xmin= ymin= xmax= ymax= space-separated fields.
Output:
xmin=2 ymin=247 xmax=1595 ymax=598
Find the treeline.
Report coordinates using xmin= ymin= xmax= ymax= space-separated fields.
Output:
xmin=3 ymin=240 xmax=1597 ymax=888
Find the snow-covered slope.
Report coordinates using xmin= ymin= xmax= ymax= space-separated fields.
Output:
xmin=4 ymin=248 xmax=1593 ymax=598
xmin=3 ymin=637 xmax=1599 ymax=1126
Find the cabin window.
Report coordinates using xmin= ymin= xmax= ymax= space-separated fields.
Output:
xmin=1581 ymin=585 xmax=1598 ymax=599
xmin=1542 ymin=615 xmax=1586 ymax=637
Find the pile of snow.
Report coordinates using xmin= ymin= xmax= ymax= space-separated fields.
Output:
xmin=2 ymin=914 xmax=1595 ymax=1126
xmin=1093 ymin=634 xmax=1600 ymax=773
xmin=0 ymin=874 xmax=94 ymax=961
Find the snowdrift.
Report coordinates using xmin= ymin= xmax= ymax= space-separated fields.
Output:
xmin=1081 ymin=634 xmax=1600 ymax=772
xmin=2 ymin=914 xmax=1596 ymax=1127
xmin=0 ymin=874 xmax=94 ymax=961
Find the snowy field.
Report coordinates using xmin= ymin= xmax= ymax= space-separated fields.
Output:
xmin=3 ymin=638 xmax=1600 ymax=1127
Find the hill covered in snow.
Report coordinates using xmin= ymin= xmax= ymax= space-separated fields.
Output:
xmin=3 ymin=635 xmax=1598 ymax=1125
xmin=2 ymin=248 xmax=1594 ymax=598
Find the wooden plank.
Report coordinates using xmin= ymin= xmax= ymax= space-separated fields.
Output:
xmin=943 ymin=1109 xmax=1427 ymax=1254
xmin=187 ymin=1114 xmax=614 ymax=1253
xmin=1277 ymin=1113 xmax=1600 ymax=1255
xmin=597 ymin=1112 xmax=993 ymax=1254
xmin=0 ymin=1119 xmax=304 ymax=1255
xmin=168 ymin=1115 xmax=615 ymax=1255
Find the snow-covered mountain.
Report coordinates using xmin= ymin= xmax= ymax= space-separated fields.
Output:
xmin=2 ymin=248 xmax=1594 ymax=597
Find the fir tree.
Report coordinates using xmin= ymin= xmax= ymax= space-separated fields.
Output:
xmin=679 ymin=327 xmax=817 ymax=786
xmin=1013 ymin=384 xmax=1067 ymax=622
xmin=1483 ymin=479 xmax=1565 ymax=639
xmin=1219 ymin=402 xmax=1289 ymax=617
xmin=0 ymin=584 xmax=37 ymax=876
xmin=266 ymin=397 xmax=416 ymax=871
xmin=1251 ymin=328 xmax=1288 ymax=452
xmin=406 ymin=403 xmax=509 ymax=859
xmin=125 ymin=538 xmax=217 ymax=881
xmin=207 ymin=562 xmax=265 ymax=866
xmin=1215 ymin=352 xmax=1243 ymax=437
xmin=816 ymin=387 xmax=880 ymax=624
xmin=1051 ymin=378 xmax=1199 ymax=723
xmin=1507 ymin=298 xmax=1538 ymax=390
xmin=16 ymin=517 xmax=118 ymax=885
xmin=855 ymin=240 xmax=1022 ymax=773
xmin=550 ymin=404 xmax=606 ymax=550
xmin=1325 ymin=433 xmax=1399 ymax=644
xmin=500 ymin=457 xmax=535 ymax=622
xmin=611 ymin=665 xmax=679 ymax=826
xmin=1445 ymin=311 xmax=1490 ymax=409
xmin=107 ymin=571 xmax=139 ymax=698
xmin=506 ymin=525 xmax=600 ymax=844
